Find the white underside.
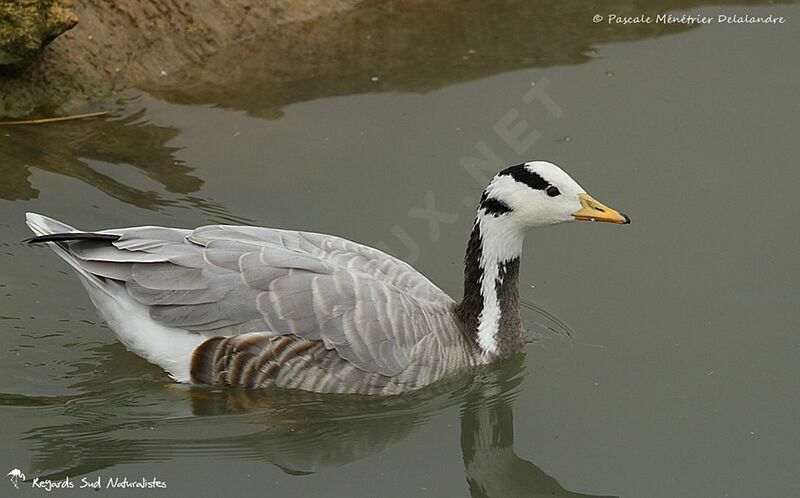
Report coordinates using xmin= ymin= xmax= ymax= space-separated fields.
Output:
xmin=78 ymin=277 xmax=205 ymax=383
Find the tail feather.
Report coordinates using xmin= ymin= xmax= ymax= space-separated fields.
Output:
xmin=25 ymin=232 xmax=120 ymax=244
xmin=25 ymin=212 xmax=77 ymax=237
xmin=24 ymin=213 xmax=106 ymax=288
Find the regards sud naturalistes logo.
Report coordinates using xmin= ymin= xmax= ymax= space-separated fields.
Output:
xmin=7 ymin=470 xmax=167 ymax=491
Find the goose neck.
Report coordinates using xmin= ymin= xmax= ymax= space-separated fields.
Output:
xmin=455 ymin=215 xmax=525 ymax=360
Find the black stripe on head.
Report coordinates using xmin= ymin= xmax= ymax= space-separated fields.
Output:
xmin=479 ymin=191 xmax=512 ymax=217
xmin=498 ymin=163 xmax=548 ymax=190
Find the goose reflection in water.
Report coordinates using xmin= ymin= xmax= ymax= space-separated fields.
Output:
xmin=7 ymin=347 xmax=615 ymax=497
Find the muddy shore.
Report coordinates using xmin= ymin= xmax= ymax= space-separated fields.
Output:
xmin=0 ymin=0 xmax=789 ymax=119
xmin=0 ymin=0 xmax=360 ymax=117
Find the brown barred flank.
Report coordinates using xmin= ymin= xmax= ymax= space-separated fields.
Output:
xmin=190 ymin=336 xmax=226 ymax=385
xmin=190 ymin=333 xmax=322 ymax=388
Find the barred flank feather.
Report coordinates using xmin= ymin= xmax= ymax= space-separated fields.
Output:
xmin=189 ymin=332 xmax=467 ymax=395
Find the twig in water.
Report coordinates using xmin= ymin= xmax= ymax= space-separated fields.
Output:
xmin=0 ymin=110 xmax=111 ymax=126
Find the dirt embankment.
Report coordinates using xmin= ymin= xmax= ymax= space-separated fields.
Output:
xmin=0 ymin=0 xmax=361 ymax=117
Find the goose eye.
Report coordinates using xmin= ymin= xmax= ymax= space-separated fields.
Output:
xmin=546 ymin=186 xmax=560 ymax=197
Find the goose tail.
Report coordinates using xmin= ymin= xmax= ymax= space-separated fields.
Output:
xmin=24 ymin=213 xmax=107 ymax=289
xmin=24 ymin=212 xmax=202 ymax=382
xmin=25 ymin=212 xmax=77 ymax=237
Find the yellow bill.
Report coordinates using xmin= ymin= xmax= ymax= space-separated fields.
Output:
xmin=572 ymin=193 xmax=630 ymax=224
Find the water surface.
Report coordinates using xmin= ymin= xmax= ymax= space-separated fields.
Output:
xmin=1 ymin=1 xmax=799 ymax=496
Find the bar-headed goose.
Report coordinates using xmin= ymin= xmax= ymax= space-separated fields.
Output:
xmin=26 ymin=161 xmax=629 ymax=395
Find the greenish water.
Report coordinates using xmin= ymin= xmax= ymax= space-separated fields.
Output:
xmin=1 ymin=1 xmax=799 ymax=496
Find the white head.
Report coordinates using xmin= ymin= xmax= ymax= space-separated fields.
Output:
xmin=479 ymin=161 xmax=629 ymax=229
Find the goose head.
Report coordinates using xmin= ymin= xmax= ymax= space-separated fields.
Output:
xmin=459 ymin=161 xmax=630 ymax=359
xmin=479 ymin=161 xmax=630 ymax=228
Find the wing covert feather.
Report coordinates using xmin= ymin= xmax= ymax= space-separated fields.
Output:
xmin=60 ymin=224 xmax=458 ymax=376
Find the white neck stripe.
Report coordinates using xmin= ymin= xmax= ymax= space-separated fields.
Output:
xmin=474 ymin=212 xmax=525 ymax=358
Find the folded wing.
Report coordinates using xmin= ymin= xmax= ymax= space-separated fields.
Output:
xmin=47 ymin=224 xmax=456 ymax=377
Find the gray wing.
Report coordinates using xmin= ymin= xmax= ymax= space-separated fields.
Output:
xmin=67 ymin=224 xmax=456 ymax=376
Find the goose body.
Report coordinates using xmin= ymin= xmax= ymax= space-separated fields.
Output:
xmin=26 ymin=161 xmax=629 ymax=395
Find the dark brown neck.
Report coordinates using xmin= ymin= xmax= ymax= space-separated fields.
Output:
xmin=454 ymin=221 xmax=524 ymax=359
